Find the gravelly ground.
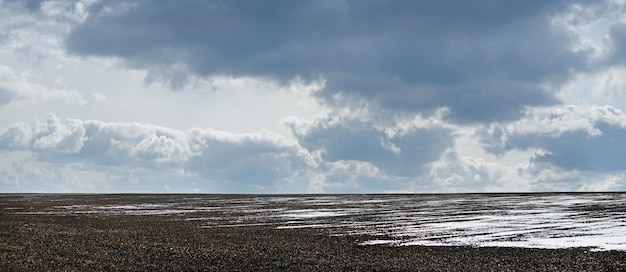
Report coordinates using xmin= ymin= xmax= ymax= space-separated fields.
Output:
xmin=1 ymin=194 xmax=625 ymax=271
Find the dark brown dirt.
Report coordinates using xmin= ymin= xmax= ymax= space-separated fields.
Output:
xmin=1 ymin=194 xmax=625 ymax=271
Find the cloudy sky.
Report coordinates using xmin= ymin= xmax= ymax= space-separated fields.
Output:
xmin=1 ymin=0 xmax=626 ymax=193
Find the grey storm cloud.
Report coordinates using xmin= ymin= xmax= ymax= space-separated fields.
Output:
xmin=1 ymin=0 xmax=46 ymax=12
xmin=527 ymin=123 xmax=626 ymax=172
xmin=287 ymin=113 xmax=453 ymax=177
xmin=184 ymin=128 xmax=311 ymax=187
xmin=608 ymin=23 xmax=626 ymax=64
xmin=0 ymin=88 xmax=15 ymax=106
xmin=480 ymin=106 xmax=626 ymax=172
xmin=64 ymin=0 xmax=594 ymax=123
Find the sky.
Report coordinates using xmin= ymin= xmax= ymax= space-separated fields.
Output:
xmin=1 ymin=0 xmax=626 ymax=193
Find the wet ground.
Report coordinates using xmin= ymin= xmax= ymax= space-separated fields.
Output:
xmin=2 ymin=193 xmax=626 ymax=271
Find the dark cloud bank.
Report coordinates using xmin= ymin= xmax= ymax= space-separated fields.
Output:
xmin=480 ymin=106 xmax=626 ymax=173
xmin=64 ymin=0 xmax=603 ymax=123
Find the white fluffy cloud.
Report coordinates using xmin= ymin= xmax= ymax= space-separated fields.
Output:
xmin=3 ymin=105 xmax=626 ymax=192
xmin=0 ymin=114 xmax=314 ymax=192
xmin=420 ymin=149 xmax=505 ymax=192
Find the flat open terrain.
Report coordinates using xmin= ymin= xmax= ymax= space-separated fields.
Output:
xmin=2 ymin=194 xmax=626 ymax=271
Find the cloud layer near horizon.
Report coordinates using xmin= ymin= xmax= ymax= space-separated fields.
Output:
xmin=1 ymin=114 xmax=313 ymax=192
xmin=2 ymin=0 xmax=626 ymax=193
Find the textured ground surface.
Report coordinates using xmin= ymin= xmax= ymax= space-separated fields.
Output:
xmin=1 ymin=194 xmax=626 ymax=271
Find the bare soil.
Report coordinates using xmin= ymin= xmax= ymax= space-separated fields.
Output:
xmin=1 ymin=194 xmax=625 ymax=271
